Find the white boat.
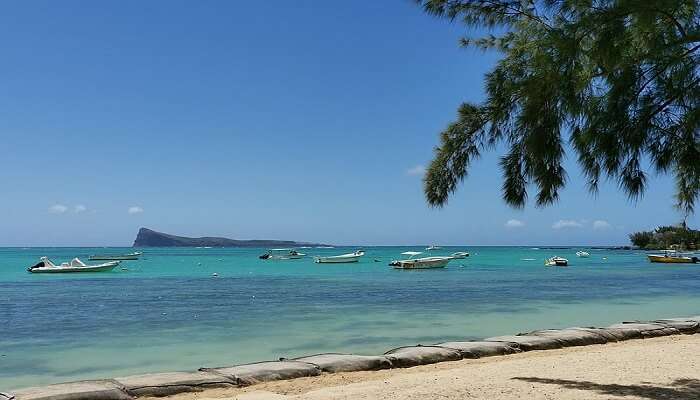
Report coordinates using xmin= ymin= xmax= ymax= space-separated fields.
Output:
xmin=314 ymin=250 xmax=365 ymax=264
xmin=390 ymin=251 xmax=452 ymax=269
xmin=545 ymin=256 xmax=568 ymax=267
xmin=425 ymin=245 xmax=442 ymax=251
xmin=27 ymin=257 xmax=120 ymax=273
xmin=451 ymin=251 xmax=470 ymax=259
xmin=575 ymin=251 xmax=590 ymax=258
xmin=259 ymin=249 xmax=306 ymax=260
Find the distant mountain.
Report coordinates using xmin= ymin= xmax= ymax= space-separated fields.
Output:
xmin=133 ymin=228 xmax=330 ymax=248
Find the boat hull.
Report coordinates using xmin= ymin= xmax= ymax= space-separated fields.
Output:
xmin=315 ymin=256 xmax=361 ymax=263
xmin=29 ymin=262 xmax=120 ymax=273
xmin=314 ymin=252 xmax=364 ymax=264
xmin=648 ymin=255 xmax=698 ymax=264
xmin=393 ymin=257 xmax=451 ymax=269
xmin=267 ymin=255 xmax=305 ymax=260
xmin=545 ymin=257 xmax=568 ymax=267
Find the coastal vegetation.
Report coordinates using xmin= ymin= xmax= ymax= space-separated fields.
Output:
xmin=418 ymin=1 xmax=700 ymax=215
xmin=629 ymin=223 xmax=700 ymax=249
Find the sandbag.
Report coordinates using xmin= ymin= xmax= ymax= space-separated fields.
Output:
xmin=433 ymin=341 xmax=520 ymax=358
xmin=292 ymin=353 xmax=392 ymax=373
xmin=653 ymin=318 xmax=700 ymax=334
xmin=607 ymin=322 xmax=680 ymax=338
xmin=384 ymin=346 xmax=461 ymax=368
xmin=566 ymin=327 xmax=634 ymax=342
xmin=484 ymin=335 xmax=563 ymax=351
xmin=528 ymin=329 xmax=608 ymax=347
xmin=201 ymin=361 xmax=321 ymax=386
xmin=115 ymin=371 xmax=236 ymax=397
xmin=10 ymin=380 xmax=131 ymax=400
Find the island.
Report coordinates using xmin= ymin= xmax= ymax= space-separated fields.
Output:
xmin=133 ymin=227 xmax=330 ymax=248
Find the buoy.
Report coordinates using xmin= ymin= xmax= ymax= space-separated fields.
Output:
xmin=212 ymin=272 xmax=219 ymax=277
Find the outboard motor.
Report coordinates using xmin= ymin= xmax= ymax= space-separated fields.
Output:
xmin=693 ymin=257 xmax=699 ymax=263
xmin=27 ymin=261 xmax=45 ymax=272
xmin=259 ymin=253 xmax=270 ymax=260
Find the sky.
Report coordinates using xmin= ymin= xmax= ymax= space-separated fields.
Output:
xmin=0 ymin=1 xmax=696 ymax=247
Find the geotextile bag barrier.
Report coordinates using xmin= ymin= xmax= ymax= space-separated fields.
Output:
xmin=484 ymin=335 xmax=563 ymax=351
xmin=607 ymin=322 xmax=680 ymax=338
xmin=292 ymin=353 xmax=392 ymax=373
xmin=433 ymin=341 xmax=520 ymax=358
xmin=201 ymin=361 xmax=321 ymax=386
xmin=9 ymin=380 xmax=132 ymax=400
xmin=528 ymin=329 xmax=609 ymax=347
xmin=383 ymin=346 xmax=462 ymax=368
xmin=567 ymin=327 xmax=633 ymax=342
xmin=653 ymin=318 xmax=700 ymax=334
xmin=115 ymin=371 xmax=237 ymax=397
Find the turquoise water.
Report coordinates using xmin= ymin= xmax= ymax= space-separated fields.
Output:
xmin=2 ymin=246 xmax=700 ymax=390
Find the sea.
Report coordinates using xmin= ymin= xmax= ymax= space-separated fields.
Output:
xmin=2 ymin=246 xmax=699 ymax=390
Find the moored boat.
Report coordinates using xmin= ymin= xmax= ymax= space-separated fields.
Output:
xmin=576 ymin=251 xmax=590 ymax=258
xmin=545 ymin=256 xmax=568 ymax=267
xmin=259 ymin=249 xmax=306 ymax=260
xmin=314 ymin=250 xmax=365 ymax=264
xmin=451 ymin=251 xmax=470 ymax=259
xmin=390 ymin=252 xmax=452 ymax=269
xmin=28 ymin=257 xmax=120 ymax=273
xmin=88 ymin=252 xmax=142 ymax=261
xmin=647 ymin=250 xmax=699 ymax=264
xmin=425 ymin=245 xmax=442 ymax=251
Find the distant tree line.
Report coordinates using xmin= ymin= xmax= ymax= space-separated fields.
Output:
xmin=629 ymin=224 xmax=700 ymax=249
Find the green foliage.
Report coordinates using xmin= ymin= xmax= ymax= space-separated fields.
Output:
xmin=420 ymin=0 xmax=700 ymax=215
xmin=629 ymin=231 xmax=654 ymax=248
xmin=629 ymin=224 xmax=700 ymax=249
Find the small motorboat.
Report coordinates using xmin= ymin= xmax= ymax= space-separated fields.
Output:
xmin=390 ymin=252 xmax=452 ymax=269
xmin=89 ymin=252 xmax=142 ymax=261
xmin=259 ymin=249 xmax=306 ymax=260
xmin=314 ymin=250 xmax=365 ymax=264
xmin=545 ymin=256 xmax=568 ymax=267
xmin=648 ymin=250 xmax=699 ymax=264
xmin=425 ymin=245 xmax=442 ymax=251
xmin=576 ymin=251 xmax=590 ymax=258
xmin=28 ymin=257 xmax=120 ymax=273
xmin=451 ymin=252 xmax=470 ymax=259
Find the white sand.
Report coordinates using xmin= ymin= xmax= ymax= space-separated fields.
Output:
xmin=154 ymin=335 xmax=700 ymax=400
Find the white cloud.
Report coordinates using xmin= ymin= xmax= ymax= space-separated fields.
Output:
xmin=48 ymin=204 xmax=68 ymax=214
xmin=552 ymin=219 xmax=583 ymax=229
xmin=74 ymin=204 xmax=87 ymax=213
xmin=128 ymin=206 xmax=144 ymax=214
xmin=406 ymin=165 xmax=426 ymax=176
xmin=505 ymin=219 xmax=525 ymax=228
xmin=593 ymin=220 xmax=611 ymax=230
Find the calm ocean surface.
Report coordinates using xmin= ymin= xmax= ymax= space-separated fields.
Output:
xmin=2 ymin=246 xmax=700 ymax=390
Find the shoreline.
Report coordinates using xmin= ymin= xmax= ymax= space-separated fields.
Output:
xmin=157 ymin=335 xmax=700 ymax=400
xmin=4 ymin=316 xmax=700 ymax=400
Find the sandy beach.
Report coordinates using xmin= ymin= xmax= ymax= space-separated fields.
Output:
xmin=150 ymin=334 xmax=700 ymax=400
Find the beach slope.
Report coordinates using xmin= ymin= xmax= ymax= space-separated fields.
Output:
xmin=156 ymin=335 xmax=700 ymax=400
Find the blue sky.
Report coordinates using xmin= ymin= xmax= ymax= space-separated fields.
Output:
xmin=0 ymin=1 xmax=695 ymax=246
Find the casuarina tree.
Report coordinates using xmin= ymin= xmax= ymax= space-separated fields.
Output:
xmin=419 ymin=0 xmax=699 ymax=217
